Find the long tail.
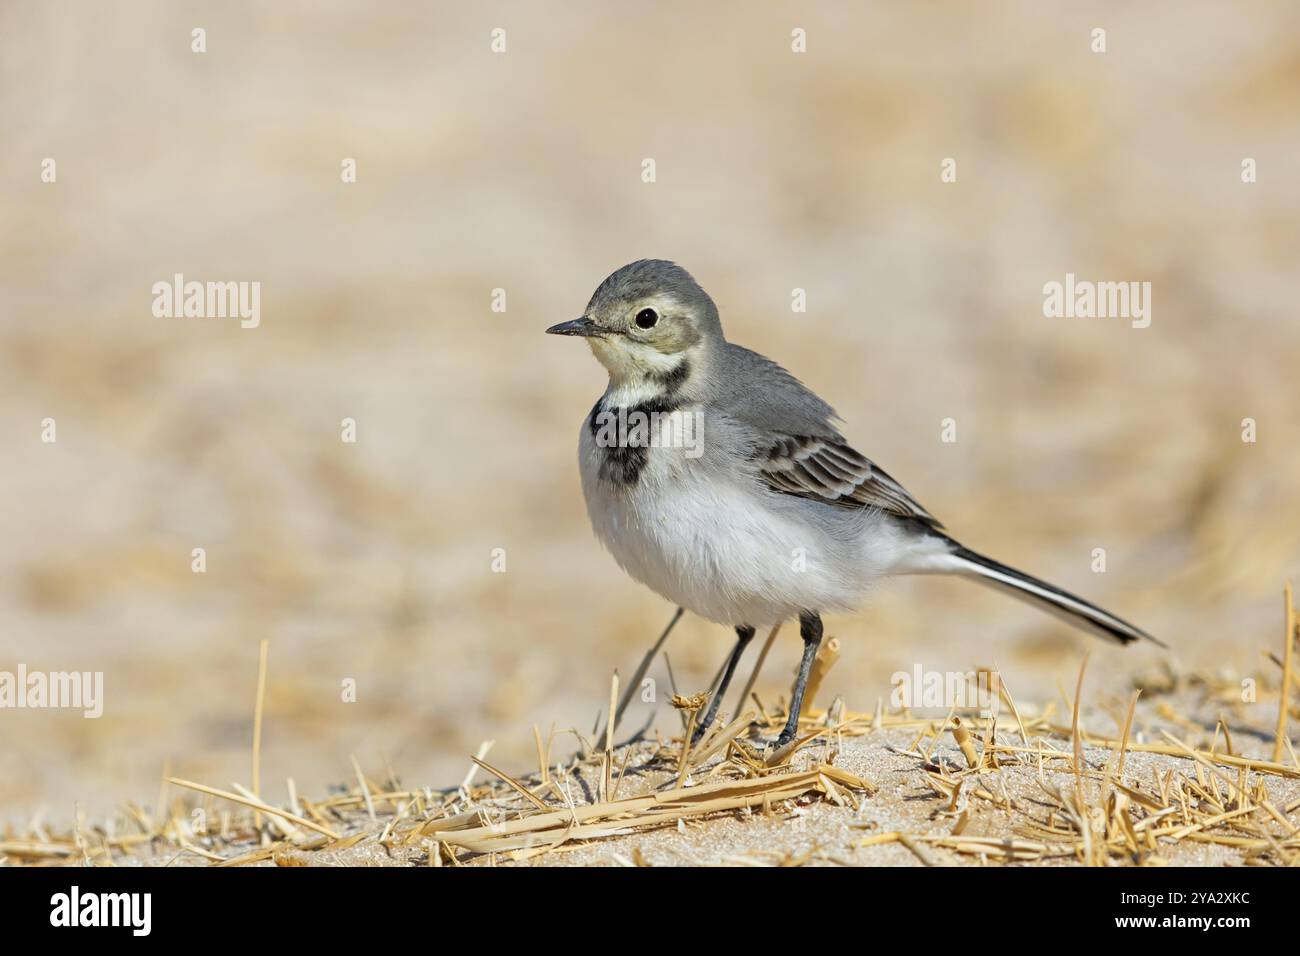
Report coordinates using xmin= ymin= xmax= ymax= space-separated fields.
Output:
xmin=930 ymin=540 xmax=1163 ymax=648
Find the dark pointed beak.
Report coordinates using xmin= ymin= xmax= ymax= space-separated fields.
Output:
xmin=546 ymin=317 xmax=603 ymax=337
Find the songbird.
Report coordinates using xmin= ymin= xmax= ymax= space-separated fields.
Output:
xmin=548 ymin=260 xmax=1160 ymax=748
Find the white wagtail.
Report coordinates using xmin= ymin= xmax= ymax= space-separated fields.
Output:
xmin=548 ymin=260 xmax=1161 ymax=747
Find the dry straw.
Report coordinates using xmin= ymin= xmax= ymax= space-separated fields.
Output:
xmin=5 ymin=586 xmax=1299 ymax=867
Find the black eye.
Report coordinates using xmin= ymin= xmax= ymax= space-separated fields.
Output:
xmin=634 ymin=308 xmax=659 ymax=329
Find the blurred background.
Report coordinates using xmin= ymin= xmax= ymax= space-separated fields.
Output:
xmin=2 ymin=1 xmax=1298 ymax=820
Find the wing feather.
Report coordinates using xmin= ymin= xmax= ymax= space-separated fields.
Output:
xmin=716 ymin=344 xmax=941 ymax=528
xmin=755 ymin=433 xmax=942 ymax=529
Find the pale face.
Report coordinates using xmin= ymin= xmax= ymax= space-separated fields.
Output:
xmin=547 ymin=261 xmax=720 ymax=390
xmin=585 ymin=293 xmax=702 ymax=384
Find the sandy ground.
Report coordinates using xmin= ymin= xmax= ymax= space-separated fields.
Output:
xmin=492 ymin=736 xmax=1292 ymax=868
xmin=18 ymin=676 xmax=1294 ymax=868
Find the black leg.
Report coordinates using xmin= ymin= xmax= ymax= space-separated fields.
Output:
xmin=776 ymin=611 xmax=823 ymax=747
xmin=604 ymin=606 xmax=683 ymax=745
xmin=693 ymin=625 xmax=755 ymax=743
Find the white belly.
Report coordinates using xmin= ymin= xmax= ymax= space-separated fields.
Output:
xmin=578 ymin=415 xmax=906 ymax=627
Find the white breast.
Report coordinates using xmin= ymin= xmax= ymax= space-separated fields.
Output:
xmin=577 ymin=407 xmax=906 ymax=628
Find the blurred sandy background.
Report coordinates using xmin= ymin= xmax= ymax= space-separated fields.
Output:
xmin=2 ymin=1 xmax=1298 ymax=820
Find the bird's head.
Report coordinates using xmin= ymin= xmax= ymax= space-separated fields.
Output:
xmin=547 ymin=260 xmax=723 ymax=390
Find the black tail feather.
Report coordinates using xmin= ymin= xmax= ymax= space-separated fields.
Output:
xmin=948 ymin=544 xmax=1164 ymax=648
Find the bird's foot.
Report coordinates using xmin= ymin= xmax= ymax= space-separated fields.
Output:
xmin=736 ymin=726 xmax=796 ymax=751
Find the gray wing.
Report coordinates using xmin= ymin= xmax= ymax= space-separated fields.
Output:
xmin=717 ymin=344 xmax=943 ymax=529
xmin=760 ymin=433 xmax=943 ymax=529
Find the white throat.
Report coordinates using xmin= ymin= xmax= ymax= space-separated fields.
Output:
xmin=589 ymin=339 xmax=692 ymax=406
